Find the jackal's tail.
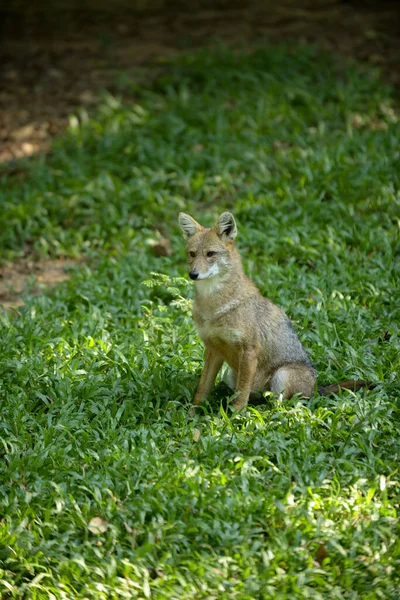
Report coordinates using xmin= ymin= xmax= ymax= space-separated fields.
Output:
xmin=318 ymin=380 xmax=377 ymax=396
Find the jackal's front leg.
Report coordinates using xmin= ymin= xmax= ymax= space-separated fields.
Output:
xmin=193 ymin=346 xmax=223 ymax=409
xmin=232 ymin=348 xmax=257 ymax=412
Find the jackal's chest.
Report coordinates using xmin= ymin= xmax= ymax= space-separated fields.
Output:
xmin=194 ymin=318 xmax=242 ymax=370
xmin=194 ymin=317 xmax=243 ymax=345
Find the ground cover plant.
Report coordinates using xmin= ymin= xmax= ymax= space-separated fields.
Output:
xmin=0 ymin=45 xmax=399 ymax=599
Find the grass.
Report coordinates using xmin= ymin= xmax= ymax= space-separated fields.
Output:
xmin=0 ymin=44 xmax=399 ymax=599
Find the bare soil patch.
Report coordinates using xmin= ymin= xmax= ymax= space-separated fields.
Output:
xmin=0 ymin=258 xmax=81 ymax=310
xmin=1 ymin=1 xmax=399 ymax=306
xmin=1 ymin=1 xmax=399 ymax=164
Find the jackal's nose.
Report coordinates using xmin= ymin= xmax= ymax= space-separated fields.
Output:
xmin=189 ymin=270 xmax=199 ymax=280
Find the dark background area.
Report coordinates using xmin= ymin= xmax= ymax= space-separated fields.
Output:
xmin=1 ymin=0 xmax=399 ymax=163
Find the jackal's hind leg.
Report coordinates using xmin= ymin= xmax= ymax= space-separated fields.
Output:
xmin=224 ymin=366 xmax=264 ymax=404
xmin=231 ymin=349 xmax=258 ymax=412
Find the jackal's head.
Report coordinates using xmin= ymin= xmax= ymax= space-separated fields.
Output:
xmin=178 ymin=212 xmax=239 ymax=281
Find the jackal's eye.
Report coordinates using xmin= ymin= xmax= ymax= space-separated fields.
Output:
xmin=206 ymin=251 xmax=216 ymax=258
xmin=189 ymin=251 xmax=196 ymax=258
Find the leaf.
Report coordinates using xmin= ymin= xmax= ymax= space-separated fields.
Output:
xmin=366 ymin=484 xmax=377 ymax=505
xmin=0 ymin=580 xmax=16 ymax=592
xmin=88 ymin=517 xmax=109 ymax=535
xmin=124 ymin=522 xmax=133 ymax=534
xmin=193 ymin=428 xmax=201 ymax=442
xmin=143 ymin=577 xmax=151 ymax=598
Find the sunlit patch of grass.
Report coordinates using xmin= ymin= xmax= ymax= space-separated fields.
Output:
xmin=0 ymin=45 xmax=399 ymax=598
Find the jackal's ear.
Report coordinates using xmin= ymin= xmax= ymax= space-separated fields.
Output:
xmin=215 ymin=212 xmax=237 ymax=241
xmin=178 ymin=213 xmax=202 ymax=240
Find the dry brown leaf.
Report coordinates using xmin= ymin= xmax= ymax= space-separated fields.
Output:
xmin=88 ymin=517 xmax=109 ymax=534
xmin=191 ymin=144 xmax=204 ymax=153
xmin=369 ymin=118 xmax=388 ymax=131
xmin=350 ymin=114 xmax=365 ymax=129
xmin=149 ymin=238 xmax=172 ymax=257
xmin=315 ymin=543 xmax=328 ymax=565
xmin=272 ymin=140 xmax=291 ymax=150
xmin=193 ymin=428 xmax=201 ymax=442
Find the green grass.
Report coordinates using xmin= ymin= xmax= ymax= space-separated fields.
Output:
xmin=0 ymin=45 xmax=399 ymax=599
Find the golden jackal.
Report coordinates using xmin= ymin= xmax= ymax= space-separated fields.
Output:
xmin=179 ymin=211 xmax=317 ymax=412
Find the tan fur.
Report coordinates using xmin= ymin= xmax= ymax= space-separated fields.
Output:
xmin=179 ymin=212 xmax=317 ymax=412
